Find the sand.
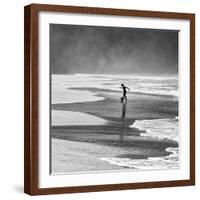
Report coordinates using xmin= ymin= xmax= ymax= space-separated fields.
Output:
xmin=52 ymin=110 xmax=107 ymax=126
xmin=52 ymin=88 xmax=104 ymax=104
xmin=51 ymin=138 xmax=124 ymax=173
xmin=51 ymin=87 xmax=178 ymax=174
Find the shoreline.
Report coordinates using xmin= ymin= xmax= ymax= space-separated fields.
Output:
xmin=68 ymin=87 xmax=178 ymax=100
xmin=51 ymin=136 xmax=178 ymax=173
xmin=52 ymin=87 xmax=178 ymax=121
xmin=51 ymin=86 xmax=179 ymax=174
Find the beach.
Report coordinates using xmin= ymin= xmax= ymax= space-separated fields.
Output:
xmin=51 ymin=74 xmax=179 ymax=174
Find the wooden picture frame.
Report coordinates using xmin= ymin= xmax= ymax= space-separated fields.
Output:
xmin=24 ymin=3 xmax=195 ymax=195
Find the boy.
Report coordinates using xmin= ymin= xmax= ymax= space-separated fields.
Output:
xmin=120 ymin=84 xmax=130 ymax=102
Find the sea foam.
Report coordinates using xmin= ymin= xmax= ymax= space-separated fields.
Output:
xmin=130 ymin=118 xmax=179 ymax=141
xmin=101 ymin=147 xmax=179 ymax=170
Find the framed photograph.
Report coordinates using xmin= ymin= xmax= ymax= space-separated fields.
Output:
xmin=24 ymin=4 xmax=195 ymax=195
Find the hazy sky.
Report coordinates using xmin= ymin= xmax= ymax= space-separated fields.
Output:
xmin=50 ymin=24 xmax=178 ymax=74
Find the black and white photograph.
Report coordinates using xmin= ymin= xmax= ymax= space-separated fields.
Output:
xmin=23 ymin=3 xmax=195 ymax=195
xmin=50 ymin=24 xmax=179 ymax=174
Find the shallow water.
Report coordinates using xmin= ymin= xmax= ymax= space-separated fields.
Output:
xmin=101 ymin=146 xmax=179 ymax=170
xmin=52 ymin=74 xmax=178 ymax=104
xmin=101 ymin=118 xmax=179 ymax=170
xmin=130 ymin=118 xmax=179 ymax=141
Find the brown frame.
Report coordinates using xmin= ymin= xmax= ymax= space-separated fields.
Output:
xmin=24 ymin=3 xmax=195 ymax=195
